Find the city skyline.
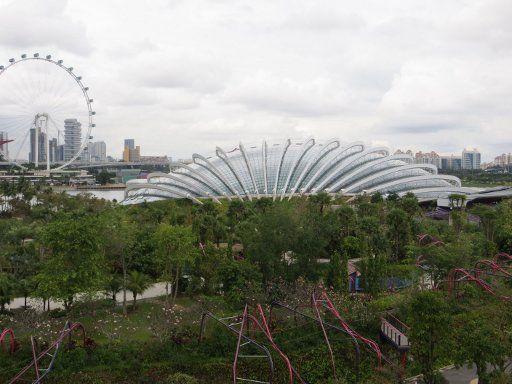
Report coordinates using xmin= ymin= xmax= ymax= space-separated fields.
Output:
xmin=0 ymin=0 xmax=511 ymax=161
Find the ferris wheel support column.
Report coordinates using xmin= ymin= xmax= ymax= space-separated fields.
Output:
xmin=45 ymin=118 xmax=50 ymax=172
xmin=34 ymin=117 xmax=39 ymax=168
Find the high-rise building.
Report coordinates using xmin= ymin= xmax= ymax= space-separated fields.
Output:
xmin=89 ymin=141 xmax=107 ymax=162
xmin=49 ymin=138 xmax=58 ymax=163
xmin=0 ymin=131 xmax=8 ymax=160
xmin=440 ymin=155 xmax=462 ymax=170
xmin=124 ymin=139 xmax=135 ymax=151
xmin=123 ymin=139 xmax=141 ymax=162
xmin=29 ymin=127 xmax=47 ymax=163
xmin=64 ymin=118 xmax=82 ymax=161
xmin=462 ymin=148 xmax=481 ymax=170
xmin=414 ymin=151 xmax=441 ymax=168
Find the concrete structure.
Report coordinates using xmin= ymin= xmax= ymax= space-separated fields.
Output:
xmin=49 ymin=138 xmax=58 ymax=163
xmin=0 ymin=131 xmax=8 ymax=159
xmin=124 ymin=139 xmax=135 ymax=151
xmin=123 ymin=139 xmax=140 ymax=162
xmin=124 ymin=138 xmax=465 ymax=204
xmin=29 ymin=127 xmax=47 ymax=163
xmin=462 ymin=148 xmax=481 ymax=170
xmin=440 ymin=155 xmax=462 ymax=170
xmin=88 ymin=141 xmax=107 ymax=163
xmin=64 ymin=119 xmax=82 ymax=161
xmin=414 ymin=151 xmax=441 ymax=168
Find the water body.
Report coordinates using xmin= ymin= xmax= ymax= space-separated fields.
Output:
xmin=66 ymin=189 xmax=125 ymax=202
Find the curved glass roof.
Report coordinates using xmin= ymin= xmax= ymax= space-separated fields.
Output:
xmin=124 ymin=138 xmax=463 ymax=204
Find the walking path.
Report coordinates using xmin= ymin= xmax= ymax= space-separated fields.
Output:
xmin=7 ymin=282 xmax=169 ymax=311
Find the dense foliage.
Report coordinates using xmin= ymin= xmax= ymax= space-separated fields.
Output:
xmin=0 ymin=181 xmax=511 ymax=383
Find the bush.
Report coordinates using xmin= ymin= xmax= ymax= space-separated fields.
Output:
xmin=165 ymin=373 xmax=199 ymax=384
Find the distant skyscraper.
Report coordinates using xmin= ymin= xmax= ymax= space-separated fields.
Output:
xmin=462 ymin=148 xmax=481 ymax=170
xmin=49 ymin=138 xmax=58 ymax=163
xmin=123 ymin=139 xmax=140 ymax=162
xmin=0 ymin=131 xmax=8 ymax=160
xmin=29 ymin=127 xmax=47 ymax=163
xmin=89 ymin=141 xmax=107 ymax=162
xmin=124 ymin=139 xmax=135 ymax=150
xmin=64 ymin=119 xmax=82 ymax=161
xmin=440 ymin=155 xmax=462 ymax=170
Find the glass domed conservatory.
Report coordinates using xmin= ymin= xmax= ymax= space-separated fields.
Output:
xmin=123 ymin=138 xmax=468 ymax=205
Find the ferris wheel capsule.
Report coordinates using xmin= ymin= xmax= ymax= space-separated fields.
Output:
xmin=21 ymin=54 xmax=27 ymax=59
xmin=57 ymin=60 xmax=63 ymax=65
xmin=33 ymin=53 xmax=39 ymax=58
xmin=9 ymin=58 xmax=15 ymax=63
xmin=46 ymin=55 xmax=51 ymax=60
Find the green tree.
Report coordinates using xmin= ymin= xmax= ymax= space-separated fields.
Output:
xmin=96 ymin=170 xmax=114 ymax=185
xmin=218 ymin=259 xmax=263 ymax=307
xmin=154 ymin=224 xmax=199 ymax=306
xmin=325 ymin=250 xmax=347 ymax=292
xmin=408 ymin=291 xmax=453 ymax=384
xmin=309 ymin=192 xmax=331 ymax=214
xmin=127 ymin=270 xmax=151 ymax=309
xmin=387 ymin=208 xmax=411 ymax=261
xmin=0 ymin=272 xmax=15 ymax=311
xmin=35 ymin=214 xmax=107 ymax=311
xmin=454 ymin=313 xmax=507 ymax=384
xmin=359 ymin=254 xmax=386 ymax=295
xmin=495 ymin=200 xmax=512 ymax=252
xmin=103 ymin=211 xmax=138 ymax=315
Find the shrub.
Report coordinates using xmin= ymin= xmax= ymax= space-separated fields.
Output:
xmin=165 ymin=372 xmax=199 ymax=384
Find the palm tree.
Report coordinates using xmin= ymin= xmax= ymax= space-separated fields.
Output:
xmin=126 ymin=270 xmax=151 ymax=310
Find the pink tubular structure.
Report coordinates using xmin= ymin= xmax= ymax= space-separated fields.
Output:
xmin=474 ymin=259 xmax=512 ymax=278
xmin=269 ymin=300 xmax=361 ymax=382
xmin=446 ymin=267 xmax=512 ymax=302
xmin=313 ymin=292 xmax=384 ymax=368
xmin=0 ymin=328 xmax=17 ymax=353
xmin=495 ymin=252 xmax=512 ymax=265
xmin=417 ymin=234 xmax=445 ymax=247
xmin=199 ymin=310 xmax=274 ymax=384
xmin=9 ymin=321 xmax=86 ymax=384
xmin=238 ymin=304 xmax=306 ymax=384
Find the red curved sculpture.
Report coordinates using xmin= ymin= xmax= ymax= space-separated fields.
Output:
xmin=314 ymin=291 xmax=383 ymax=368
xmin=474 ymin=259 xmax=512 ymax=278
xmin=9 ymin=321 xmax=86 ymax=384
xmin=0 ymin=328 xmax=17 ymax=353
xmin=417 ymin=234 xmax=445 ymax=247
xmin=495 ymin=252 xmax=512 ymax=265
xmin=236 ymin=304 xmax=306 ymax=384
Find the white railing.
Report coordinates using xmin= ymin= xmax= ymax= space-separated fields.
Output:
xmin=381 ymin=318 xmax=410 ymax=348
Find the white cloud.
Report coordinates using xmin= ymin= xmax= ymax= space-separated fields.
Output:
xmin=0 ymin=0 xmax=92 ymax=56
xmin=0 ymin=0 xmax=511 ymax=160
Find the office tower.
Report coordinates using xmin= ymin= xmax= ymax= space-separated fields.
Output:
xmin=89 ymin=141 xmax=107 ymax=162
xmin=440 ymin=155 xmax=462 ymax=170
xmin=462 ymin=148 xmax=481 ymax=170
xmin=124 ymin=139 xmax=135 ymax=150
xmin=49 ymin=138 xmax=58 ymax=163
xmin=29 ymin=127 xmax=47 ymax=163
xmin=123 ymin=139 xmax=141 ymax=162
xmin=0 ymin=131 xmax=8 ymax=159
xmin=64 ymin=119 xmax=82 ymax=161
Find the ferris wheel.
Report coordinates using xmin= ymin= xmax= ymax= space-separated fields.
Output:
xmin=0 ymin=53 xmax=95 ymax=171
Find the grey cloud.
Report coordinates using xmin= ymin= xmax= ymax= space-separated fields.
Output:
xmin=0 ymin=0 xmax=92 ymax=56
xmin=134 ymin=54 xmax=229 ymax=94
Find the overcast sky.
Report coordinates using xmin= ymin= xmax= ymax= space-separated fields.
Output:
xmin=0 ymin=0 xmax=511 ymax=161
